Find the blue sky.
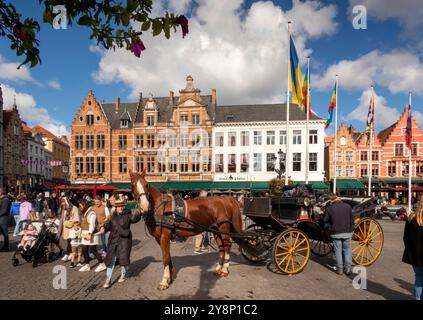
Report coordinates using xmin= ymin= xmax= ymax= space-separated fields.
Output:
xmin=1 ymin=0 xmax=422 ymax=137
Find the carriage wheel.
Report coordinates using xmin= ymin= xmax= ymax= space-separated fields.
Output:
xmin=352 ymin=218 xmax=384 ymax=266
xmin=310 ymin=239 xmax=333 ymax=257
xmin=273 ymin=229 xmax=310 ymax=275
xmin=240 ymin=224 xmax=270 ymax=263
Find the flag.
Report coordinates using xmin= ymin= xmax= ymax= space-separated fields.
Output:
xmin=406 ymin=104 xmax=412 ymax=149
xmin=289 ymin=36 xmax=303 ymax=108
xmin=365 ymin=91 xmax=375 ymax=145
xmin=302 ymin=67 xmax=312 ymax=118
xmin=325 ymin=84 xmax=337 ymax=129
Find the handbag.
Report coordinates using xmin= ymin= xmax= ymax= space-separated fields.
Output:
xmin=64 ymin=220 xmax=73 ymax=229
xmin=81 ymin=230 xmax=91 ymax=240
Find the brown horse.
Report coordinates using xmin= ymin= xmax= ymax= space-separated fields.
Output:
xmin=129 ymin=169 xmax=243 ymax=290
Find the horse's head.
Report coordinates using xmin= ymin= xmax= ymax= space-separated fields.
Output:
xmin=129 ymin=168 xmax=150 ymax=214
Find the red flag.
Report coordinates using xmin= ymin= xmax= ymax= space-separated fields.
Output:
xmin=406 ymin=104 xmax=412 ymax=149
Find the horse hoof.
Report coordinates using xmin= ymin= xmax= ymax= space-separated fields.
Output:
xmin=158 ymin=284 xmax=169 ymax=291
xmin=220 ymin=272 xmax=229 ymax=278
xmin=214 ymin=270 xmax=222 ymax=276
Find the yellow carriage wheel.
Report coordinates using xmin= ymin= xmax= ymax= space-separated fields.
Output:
xmin=352 ymin=218 xmax=384 ymax=266
xmin=273 ymin=229 xmax=310 ymax=275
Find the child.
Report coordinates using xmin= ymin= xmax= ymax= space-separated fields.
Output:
xmin=45 ymin=213 xmax=63 ymax=256
xmin=18 ymin=223 xmax=38 ymax=251
xmin=69 ymin=221 xmax=82 ymax=268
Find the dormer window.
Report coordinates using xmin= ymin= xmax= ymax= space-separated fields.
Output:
xmin=86 ymin=114 xmax=94 ymax=126
xmin=121 ymin=119 xmax=129 ymax=128
xmin=146 ymin=115 xmax=155 ymax=126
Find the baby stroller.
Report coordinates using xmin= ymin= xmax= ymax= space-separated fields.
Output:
xmin=12 ymin=221 xmax=56 ymax=268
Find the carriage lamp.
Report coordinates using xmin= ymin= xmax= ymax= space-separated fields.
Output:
xmin=303 ymin=197 xmax=311 ymax=207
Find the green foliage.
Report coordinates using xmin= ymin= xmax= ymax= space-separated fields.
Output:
xmin=0 ymin=0 xmax=188 ymax=68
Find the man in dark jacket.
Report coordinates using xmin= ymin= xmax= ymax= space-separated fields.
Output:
xmin=48 ymin=193 xmax=59 ymax=217
xmin=0 ymin=188 xmax=12 ymax=252
xmin=103 ymin=199 xmax=141 ymax=288
xmin=323 ymin=193 xmax=354 ymax=275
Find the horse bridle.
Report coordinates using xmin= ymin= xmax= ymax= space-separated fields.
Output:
xmin=133 ymin=182 xmax=151 ymax=214
xmin=133 ymin=181 xmax=170 ymax=215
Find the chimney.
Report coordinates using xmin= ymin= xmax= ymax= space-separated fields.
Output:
xmin=211 ymin=89 xmax=216 ymax=105
xmin=115 ymin=96 xmax=120 ymax=113
xmin=169 ymin=90 xmax=174 ymax=105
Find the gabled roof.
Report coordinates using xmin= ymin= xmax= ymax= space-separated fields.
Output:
xmin=100 ymin=102 xmax=138 ymax=129
xmin=215 ymin=103 xmax=322 ymax=123
xmin=377 ymin=121 xmax=397 ymax=145
xmin=100 ymin=95 xmax=215 ymax=129
xmin=348 ymin=126 xmax=362 ymax=143
xmin=31 ymin=125 xmax=67 ymax=145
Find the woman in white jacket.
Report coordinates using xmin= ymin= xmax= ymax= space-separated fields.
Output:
xmin=78 ymin=199 xmax=106 ymax=272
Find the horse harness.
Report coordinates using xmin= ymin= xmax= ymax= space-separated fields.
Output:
xmin=137 ymin=188 xmax=235 ymax=237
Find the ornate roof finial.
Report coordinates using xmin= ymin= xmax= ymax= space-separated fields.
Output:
xmin=185 ymin=75 xmax=194 ymax=91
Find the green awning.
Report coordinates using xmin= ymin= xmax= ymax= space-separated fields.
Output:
xmin=108 ymin=183 xmax=131 ymax=189
xmin=335 ymin=179 xmax=365 ymax=189
xmin=295 ymin=181 xmax=329 ymax=190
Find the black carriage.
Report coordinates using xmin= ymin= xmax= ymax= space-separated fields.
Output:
xmin=238 ymin=184 xmax=384 ymax=274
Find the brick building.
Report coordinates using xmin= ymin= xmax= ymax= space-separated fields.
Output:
xmin=377 ymin=106 xmax=423 ymax=184
xmin=2 ymin=101 xmax=28 ymax=193
xmin=325 ymin=106 xmax=423 ymax=194
xmin=325 ymin=122 xmax=361 ymax=180
xmin=70 ymin=76 xmax=215 ymax=184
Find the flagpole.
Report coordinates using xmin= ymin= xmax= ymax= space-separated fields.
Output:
xmin=333 ymin=75 xmax=338 ymax=194
xmin=305 ymin=57 xmax=310 ymax=184
xmin=285 ymin=21 xmax=291 ymax=186
xmin=368 ymin=86 xmax=374 ymax=197
xmin=408 ymin=92 xmax=412 ymax=215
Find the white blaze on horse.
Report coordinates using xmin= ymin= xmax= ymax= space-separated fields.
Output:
xmin=129 ymin=169 xmax=243 ymax=290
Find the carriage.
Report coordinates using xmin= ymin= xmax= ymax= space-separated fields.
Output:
xmin=236 ymin=184 xmax=384 ymax=275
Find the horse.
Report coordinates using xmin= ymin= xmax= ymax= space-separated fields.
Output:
xmin=129 ymin=169 xmax=243 ymax=290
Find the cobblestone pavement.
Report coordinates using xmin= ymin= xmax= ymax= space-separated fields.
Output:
xmin=0 ymin=219 xmax=415 ymax=300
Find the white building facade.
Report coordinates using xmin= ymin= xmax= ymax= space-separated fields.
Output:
xmin=26 ymin=131 xmax=47 ymax=189
xmin=213 ymin=104 xmax=326 ymax=183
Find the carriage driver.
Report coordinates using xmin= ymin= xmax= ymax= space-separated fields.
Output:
xmin=323 ymin=193 xmax=354 ymax=276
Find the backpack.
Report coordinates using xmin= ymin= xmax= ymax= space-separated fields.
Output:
xmin=10 ymin=202 xmax=21 ymax=216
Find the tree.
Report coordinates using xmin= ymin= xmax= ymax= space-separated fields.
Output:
xmin=0 ymin=0 xmax=189 ymax=68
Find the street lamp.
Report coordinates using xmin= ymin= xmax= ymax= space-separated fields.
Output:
xmin=272 ymin=149 xmax=286 ymax=180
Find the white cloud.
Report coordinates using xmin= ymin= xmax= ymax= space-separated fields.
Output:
xmin=286 ymin=0 xmax=337 ymax=39
xmin=314 ymin=50 xmax=423 ymax=94
xmin=348 ymin=0 xmax=423 ymax=31
xmin=47 ymin=80 xmax=61 ymax=90
xmin=347 ymin=88 xmax=401 ymax=129
xmin=91 ymin=0 xmax=338 ymax=105
xmin=1 ymin=84 xmax=69 ymax=137
xmin=0 ymin=55 xmax=33 ymax=82
xmin=414 ymin=111 xmax=423 ymax=129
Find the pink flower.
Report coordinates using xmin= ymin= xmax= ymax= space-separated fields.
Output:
xmin=13 ymin=24 xmax=28 ymax=41
xmin=127 ymin=39 xmax=146 ymax=58
xmin=177 ymin=15 xmax=189 ymax=38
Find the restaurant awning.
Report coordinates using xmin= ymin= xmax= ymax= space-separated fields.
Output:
xmin=295 ymin=181 xmax=329 ymax=190
xmin=335 ymin=179 xmax=365 ymax=189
